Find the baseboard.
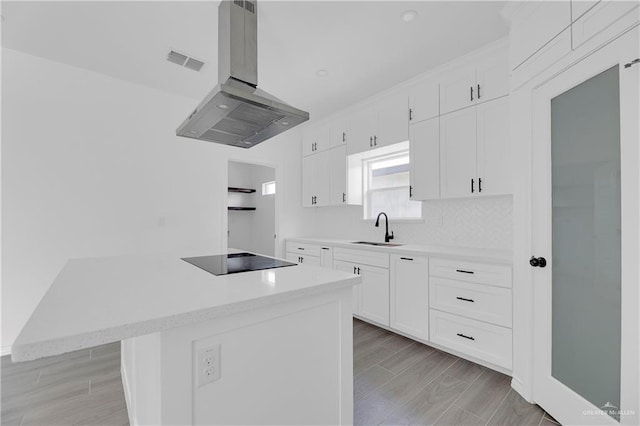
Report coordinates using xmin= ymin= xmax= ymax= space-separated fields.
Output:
xmin=511 ymin=376 xmax=534 ymax=403
xmin=121 ymin=362 xmax=136 ymax=426
xmin=1 ymin=345 xmax=12 ymax=357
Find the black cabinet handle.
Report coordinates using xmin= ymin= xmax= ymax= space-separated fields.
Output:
xmin=478 ymin=178 xmax=482 ymax=193
xmin=409 ymin=185 xmax=413 ymax=198
xmin=477 ymin=84 xmax=481 ymax=99
xmin=357 ymin=267 xmax=361 ymax=274
xmin=471 ymin=178 xmax=475 ymax=193
xmin=457 ymin=333 xmax=475 ymax=341
xmin=369 ymin=136 xmax=373 ymax=147
xmin=470 ymin=86 xmax=474 ymax=101
xmin=530 ymin=256 xmax=547 ymax=268
xmin=297 ymin=247 xmax=305 ymax=250
xmin=342 ymin=132 xmax=346 ymax=142
xmin=343 ymin=192 xmax=346 ymax=203
xmin=456 ymin=269 xmax=474 ymax=274
xmin=456 ymin=297 xmax=475 ymax=303
xmin=409 ymin=108 xmax=413 ymax=121
xmin=374 ymin=135 xmax=377 ymax=146
xmin=400 ymin=257 xmax=414 ymax=261
xmin=353 ymin=266 xmax=356 ymax=274
xmin=321 ymin=247 xmax=330 ymax=251
xmin=300 ymin=256 xmax=304 ymax=263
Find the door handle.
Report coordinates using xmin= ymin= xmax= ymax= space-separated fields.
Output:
xmin=374 ymin=135 xmax=377 ymax=146
xmin=369 ymin=136 xmax=373 ymax=147
xmin=478 ymin=177 xmax=482 ymax=193
xmin=409 ymin=185 xmax=413 ymax=198
xmin=343 ymin=192 xmax=346 ymax=203
xmin=470 ymin=86 xmax=474 ymax=101
xmin=530 ymin=256 xmax=547 ymax=268
xmin=357 ymin=267 xmax=361 ymax=274
xmin=471 ymin=178 xmax=475 ymax=193
xmin=477 ymin=84 xmax=481 ymax=99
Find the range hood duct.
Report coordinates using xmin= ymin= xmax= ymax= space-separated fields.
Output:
xmin=176 ymin=0 xmax=309 ymax=148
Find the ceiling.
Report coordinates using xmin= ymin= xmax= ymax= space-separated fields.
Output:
xmin=1 ymin=1 xmax=509 ymax=120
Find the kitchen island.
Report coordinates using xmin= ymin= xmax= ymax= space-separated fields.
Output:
xmin=12 ymin=251 xmax=360 ymax=425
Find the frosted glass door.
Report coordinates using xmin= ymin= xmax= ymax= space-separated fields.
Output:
xmin=550 ymin=65 xmax=621 ymax=419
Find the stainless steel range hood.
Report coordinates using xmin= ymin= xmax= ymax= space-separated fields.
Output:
xmin=176 ymin=0 xmax=309 ymax=148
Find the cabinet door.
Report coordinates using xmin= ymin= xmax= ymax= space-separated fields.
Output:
xmin=302 ymin=154 xmax=318 ymax=207
xmin=347 ymin=108 xmax=376 ymax=155
xmin=439 ymin=107 xmax=477 ymax=198
xmin=334 ymin=260 xmax=360 ymax=315
xmin=319 ymin=246 xmax=333 ymax=269
xmin=375 ymin=92 xmax=409 ymax=148
xmin=359 ymin=263 xmax=390 ymax=326
xmin=410 ymin=117 xmax=440 ymax=200
xmin=475 ymin=50 xmax=509 ymax=104
xmin=316 ymin=150 xmax=331 ymax=206
xmin=328 ymin=120 xmax=348 ymax=148
xmin=476 ymin=97 xmax=511 ymax=196
xmin=409 ymin=79 xmax=439 ymax=124
xmin=302 ymin=126 xmax=329 ymax=156
xmin=390 ymin=255 xmax=429 ymax=340
xmin=299 ymin=255 xmax=321 ymax=266
xmin=329 ymin=145 xmax=347 ymax=205
xmin=439 ymin=66 xmax=476 ymax=114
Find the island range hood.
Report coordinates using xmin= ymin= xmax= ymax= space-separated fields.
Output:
xmin=176 ymin=0 xmax=309 ymax=148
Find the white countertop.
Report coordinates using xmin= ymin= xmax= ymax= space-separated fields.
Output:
xmin=12 ymin=252 xmax=360 ymax=362
xmin=287 ymin=237 xmax=513 ymax=264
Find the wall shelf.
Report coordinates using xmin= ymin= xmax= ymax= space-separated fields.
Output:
xmin=228 ymin=207 xmax=256 ymax=211
xmin=228 ymin=187 xmax=256 ymax=193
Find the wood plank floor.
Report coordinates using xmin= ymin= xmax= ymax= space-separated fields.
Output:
xmin=353 ymin=318 xmax=559 ymax=426
xmin=1 ymin=320 xmax=560 ymax=425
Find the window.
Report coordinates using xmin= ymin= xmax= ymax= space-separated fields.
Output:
xmin=262 ymin=181 xmax=276 ymax=195
xmin=362 ymin=143 xmax=421 ymax=220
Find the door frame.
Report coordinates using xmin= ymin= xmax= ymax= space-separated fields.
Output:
xmin=530 ymin=28 xmax=639 ymax=426
xmin=223 ymin=158 xmax=280 ymax=258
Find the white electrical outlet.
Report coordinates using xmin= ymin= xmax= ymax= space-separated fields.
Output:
xmin=196 ymin=344 xmax=221 ymax=387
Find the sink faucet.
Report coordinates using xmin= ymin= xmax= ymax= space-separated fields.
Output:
xmin=375 ymin=212 xmax=394 ymax=243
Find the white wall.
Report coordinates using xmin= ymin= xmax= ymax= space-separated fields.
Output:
xmin=227 ymin=161 xmax=276 ymax=256
xmin=1 ymin=48 xmax=312 ymax=353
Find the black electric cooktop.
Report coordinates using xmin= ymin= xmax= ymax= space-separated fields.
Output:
xmin=182 ymin=252 xmax=297 ymax=276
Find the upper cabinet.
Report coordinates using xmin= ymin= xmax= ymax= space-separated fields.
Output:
xmin=440 ymin=96 xmax=510 ymax=198
xmin=328 ymin=120 xmax=348 ymax=149
xmin=409 ymin=79 xmax=439 ymax=124
xmin=347 ymin=92 xmax=409 ymax=155
xmin=439 ymin=50 xmax=509 ymax=115
xmin=409 ymin=117 xmax=440 ymax=201
xmin=302 ymin=126 xmax=329 ymax=157
xmin=302 ymin=151 xmax=330 ymax=207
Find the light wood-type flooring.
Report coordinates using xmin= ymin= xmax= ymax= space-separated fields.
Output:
xmin=1 ymin=319 xmax=560 ymax=425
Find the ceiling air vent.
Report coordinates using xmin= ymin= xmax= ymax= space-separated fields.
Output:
xmin=166 ymin=49 xmax=206 ymax=72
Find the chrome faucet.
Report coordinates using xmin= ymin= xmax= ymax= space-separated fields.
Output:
xmin=375 ymin=212 xmax=394 ymax=243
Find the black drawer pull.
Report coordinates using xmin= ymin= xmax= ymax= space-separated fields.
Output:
xmin=321 ymin=247 xmax=330 ymax=250
xmin=456 ymin=269 xmax=474 ymax=274
xmin=400 ymin=257 xmax=414 ymax=261
xmin=298 ymin=247 xmax=305 ymax=250
xmin=457 ymin=333 xmax=475 ymax=341
xmin=456 ymin=297 xmax=475 ymax=303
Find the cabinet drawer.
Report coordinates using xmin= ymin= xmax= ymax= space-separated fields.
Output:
xmin=333 ymin=247 xmax=389 ymax=268
xmin=285 ymin=252 xmax=321 ymax=266
xmin=429 ymin=258 xmax=511 ymax=288
xmin=285 ymin=242 xmax=321 ymax=257
xmin=430 ymin=310 xmax=512 ymax=370
xmin=429 ymin=277 xmax=512 ymax=327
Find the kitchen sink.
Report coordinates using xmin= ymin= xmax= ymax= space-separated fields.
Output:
xmin=351 ymin=241 xmax=403 ymax=247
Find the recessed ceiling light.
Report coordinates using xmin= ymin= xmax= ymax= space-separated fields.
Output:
xmin=217 ymin=104 xmax=228 ymax=109
xmin=401 ymin=10 xmax=418 ymax=22
xmin=316 ymin=69 xmax=329 ymax=78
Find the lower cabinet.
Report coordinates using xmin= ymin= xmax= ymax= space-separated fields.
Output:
xmin=390 ymin=254 xmax=429 ymax=341
xmin=285 ymin=242 xmax=328 ymax=267
xmin=285 ymin=252 xmax=321 ymax=266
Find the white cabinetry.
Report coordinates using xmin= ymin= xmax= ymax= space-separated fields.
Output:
xmin=390 ymin=254 xmax=429 ymax=341
xmin=334 ymin=247 xmax=390 ymax=326
xmin=347 ymin=92 xmax=409 ymax=155
xmin=302 ymin=151 xmax=330 ymax=207
xmin=409 ymin=117 xmax=440 ymax=201
xmin=409 ymin=79 xmax=439 ymax=124
xmin=329 ymin=145 xmax=348 ymax=205
xmin=440 ymin=96 xmax=510 ymax=198
xmin=428 ymin=257 xmax=513 ymax=370
xmin=285 ymin=242 xmax=332 ymax=268
xmin=302 ymin=126 xmax=329 ymax=157
xmin=439 ymin=50 xmax=509 ymax=115
xmin=571 ymin=1 xmax=639 ymax=50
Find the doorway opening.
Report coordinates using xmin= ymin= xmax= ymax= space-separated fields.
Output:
xmin=227 ymin=160 xmax=276 ymax=256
